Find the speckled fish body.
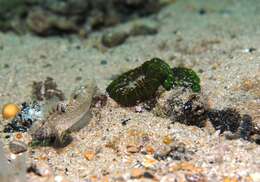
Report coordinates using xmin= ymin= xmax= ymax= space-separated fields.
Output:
xmin=31 ymin=79 xmax=96 ymax=147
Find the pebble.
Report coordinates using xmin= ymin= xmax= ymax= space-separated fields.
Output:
xmin=126 ymin=144 xmax=140 ymax=153
xmin=169 ymin=162 xmax=203 ymax=173
xmin=101 ymin=31 xmax=129 ymax=48
xmin=250 ymin=172 xmax=260 ymax=182
xmin=135 ymin=106 xmax=143 ymax=113
xmin=163 ymin=135 xmax=173 ymax=145
xmin=9 ymin=140 xmax=27 ymax=154
xmin=241 ymin=79 xmax=254 ymax=91
xmin=84 ymin=151 xmax=96 ymax=161
xmin=145 ymin=145 xmax=155 ymax=155
xmin=242 ymin=48 xmax=256 ymax=53
xmin=141 ymin=155 xmax=158 ymax=168
xmin=130 ymin=168 xmax=145 ymax=179
xmin=100 ymin=59 xmax=108 ymax=65
xmin=27 ymin=162 xmax=53 ymax=177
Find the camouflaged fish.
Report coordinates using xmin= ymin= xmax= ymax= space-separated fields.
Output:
xmin=30 ymin=79 xmax=97 ymax=148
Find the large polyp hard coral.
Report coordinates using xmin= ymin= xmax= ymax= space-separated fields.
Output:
xmin=106 ymin=57 xmax=174 ymax=106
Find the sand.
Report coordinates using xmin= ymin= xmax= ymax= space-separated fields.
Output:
xmin=0 ymin=0 xmax=259 ymax=181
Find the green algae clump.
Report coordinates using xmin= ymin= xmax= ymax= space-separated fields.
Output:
xmin=172 ymin=67 xmax=201 ymax=92
xmin=106 ymin=57 xmax=174 ymax=106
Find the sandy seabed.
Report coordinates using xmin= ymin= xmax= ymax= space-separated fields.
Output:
xmin=0 ymin=0 xmax=259 ymax=181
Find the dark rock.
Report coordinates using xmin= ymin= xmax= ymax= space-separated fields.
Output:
xmin=101 ymin=31 xmax=129 ymax=47
xmin=100 ymin=59 xmax=108 ymax=65
xmin=207 ymin=108 xmax=241 ymax=133
xmin=198 ymin=8 xmax=206 ymax=15
xmin=154 ymin=89 xmax=207 ymax=127
xmin=9 ymin=140 xmax=27 ymax=154
xmin=239 ymin=114 xmax=253 ymax=140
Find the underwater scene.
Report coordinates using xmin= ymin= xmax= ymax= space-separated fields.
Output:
xmin=0 ymin=0 xmax=259 ymax=181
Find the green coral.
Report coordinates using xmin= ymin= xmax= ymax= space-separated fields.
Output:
xmin=106 ymin=58 xmax=201 ymax=106
xmin=106 ymin=57 xmax=174 ymax=106
xmin=142 ymin=57 xmax=174 ymax=90
xmin=172 ymin=67 xmax=201 ymax=92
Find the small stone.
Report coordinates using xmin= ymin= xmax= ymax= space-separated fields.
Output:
xmin=54 ymin=175 xmax=70 ymax=182
xmin=169 ymin=162 xmax=203 ymax=173
xmin=15 ymin=133 xmax=23 ymax=140
xmin=2 ymin=103 xmax=20 ymax=120
xmin=84 ymin=151 xmax=96 ymax=161
xmin=142 ymin=155 xmax=158 ymax=168
xmin=154 ymin=145 xmax=172 ymax=160
xmin=27 ymin=162 xmax=53 ymax=177
xmin=250 ymin=173 xmax=260 ymax=182
xmin=242 ymin=79 xmax=254 ymax=91
xmin=130 ymin=168 xmax=145 ymax=179
xmin=135 ymin=106 xmax=143 ymax=113
xmin=9 ymin=140 xmax=27 ymax=154
xmin=198 ymin=8 xmax=207 ymax=15
xmin=145 ymin=145 xmax=155 ymax=155
xmin=127 ymin=145 xmax=140 ymax=153
xmin=163 ymin=135 xmax=173 ymax=145
xmin=185 ymin=173 xmax=207 ymax=182
xmin=242 ymin=48 xmax=256 ymax=53
xmin=102 ymin=31 xmax=129 ymax=48
xmin=100 ymin=60 xmax=108 ymax=65
xmin=223 ymin=176 xmax=239 ymax=182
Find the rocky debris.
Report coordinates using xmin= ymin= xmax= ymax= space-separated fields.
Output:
xmin=0 ymin=0 xmax=162 ymax=36
xmin=154 ymin=142 xmax=194 ymax=161
xmin=215 ymin=111 xmax=260 ymax=144
xmin=26 ymin=8 xmax=79 ymax=36
xmin=3 ymin=102 xmax=43 ymax=133
xmin=154 ymin=87 xmax=260 ymax=144
xmin=9 ymin=140 xmax=27 ymax=154
xmin=154 ymin=88 xmax=208 ymax=127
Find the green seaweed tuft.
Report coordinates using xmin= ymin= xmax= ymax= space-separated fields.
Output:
xmin=172 ymin=67 xmax=201 ymax=92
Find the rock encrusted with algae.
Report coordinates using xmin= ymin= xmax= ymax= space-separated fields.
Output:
xmin=106 ymin=57 xmax=174 ymax=106
xmin=172 ymin=67 xmax=201 ymax=92
xmin=153 ymin=88 xmax=207 ymax=127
